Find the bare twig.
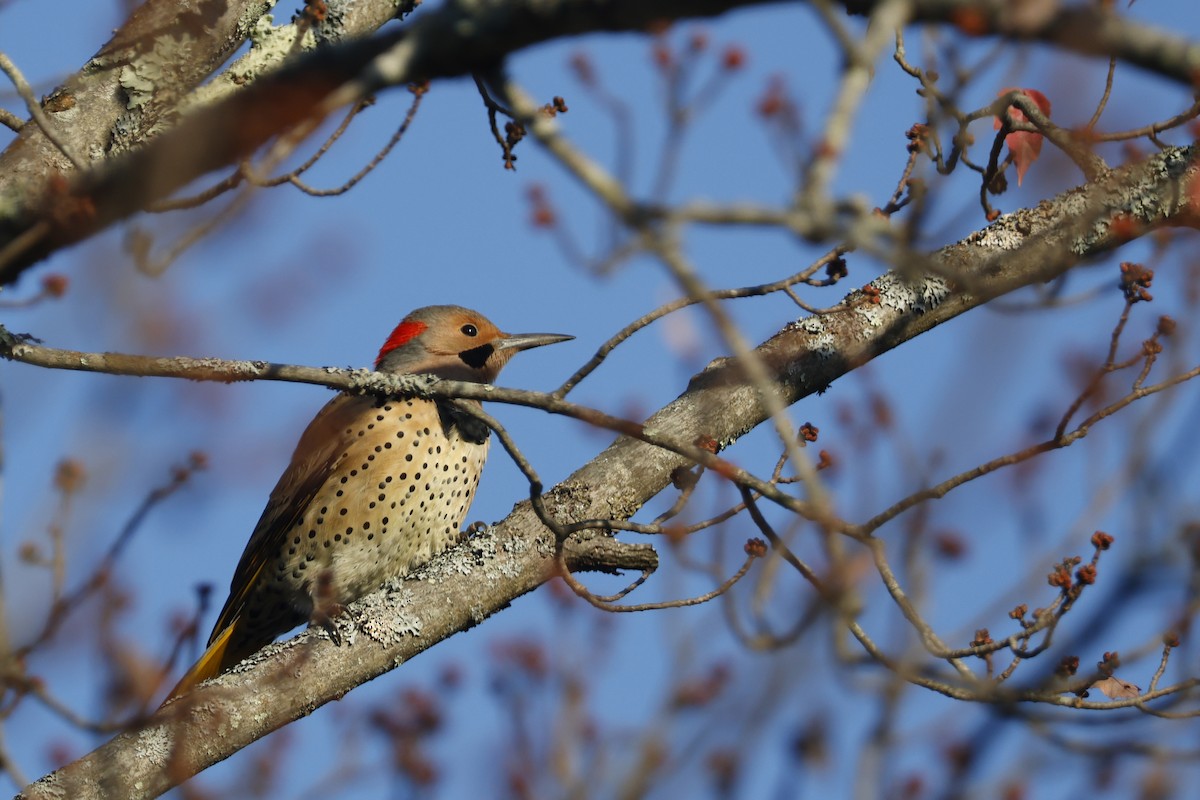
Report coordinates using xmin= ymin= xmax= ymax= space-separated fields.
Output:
xmin=554 ymin=546 xmax=757 ymax=612
xmin=0 ymin=53 xmax=84 ymax=170
xmin=0 ymin=325 xmax=818 ymax=525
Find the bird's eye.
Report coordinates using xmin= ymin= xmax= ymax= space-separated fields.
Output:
xmin=461 ymin=324 xmax=478 ymax=337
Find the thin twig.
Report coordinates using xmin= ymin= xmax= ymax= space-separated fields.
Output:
xmin=15 ymin=458 xmax=204 ymax=659
xmin=0 ymin=53 xmax=84 ymax=170
xmin=281 ymin=86 xmax=425 ymax=196
xmin=555 ymin=547 xmax=757 ymax=613
xmin=553 ymin=247 xmax=849 ymax=397
xmin=0 ymin=325 xmax=824 ymax=526
xmin=1086 ymin=56 xmax=1118 ymax=132
xmin=0 ymin=106 xmax=22 ymax=132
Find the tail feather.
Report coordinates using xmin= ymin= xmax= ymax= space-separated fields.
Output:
xmin=161 ymin=622 xmax=239 ymax=705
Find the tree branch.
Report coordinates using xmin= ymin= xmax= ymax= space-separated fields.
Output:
xmin=0 ymin=0 xmax=781 ymax=284
xmin=17 ymin=521 xmax=656 ymax=800
xmin=850 ymin=0 xmax=1200 ymax=85
xmin=12 ymin=125 xmax=1200 ymax=800
xmin=6 ymin=0 xmax=1196 ymax=284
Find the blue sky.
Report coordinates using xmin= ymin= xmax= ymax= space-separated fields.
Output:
xmin=3 ymin=1 xmax=1200 ymax=797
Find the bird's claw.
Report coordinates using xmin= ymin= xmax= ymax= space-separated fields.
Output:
xmin=311 ymin=602 xmax=348 ymax=646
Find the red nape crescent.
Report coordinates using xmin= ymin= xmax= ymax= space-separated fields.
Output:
xmin=375 ymin=321 xmax=428 ymax=367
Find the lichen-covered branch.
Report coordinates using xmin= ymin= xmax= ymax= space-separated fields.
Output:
xmin=15 ymin=137 xmax=1200 ymax=798
xmin=5 ymin=0 xmax=1198 ymax=285
xmin=0 ymin=0 xmax=780 ymax=284
xmin=17 ymin=518 xmax=657 ymax=800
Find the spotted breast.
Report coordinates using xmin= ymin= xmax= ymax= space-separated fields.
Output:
xmin=233 ymin=394 xmax=488 ymax=654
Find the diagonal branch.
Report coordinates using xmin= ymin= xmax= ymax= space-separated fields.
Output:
xmin=0 ymin=0 xmax=782 ymax=284
xmin=5 ymin=0 xmax=1199 ymax=284
xmin=15 ymin=142 xmax=1200 ymax=798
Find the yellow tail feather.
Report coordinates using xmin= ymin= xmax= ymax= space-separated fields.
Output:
xmin=162 ymin=622 xmax=239 ymax=705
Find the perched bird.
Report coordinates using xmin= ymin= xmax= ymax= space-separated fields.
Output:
xmin=166 ymin=305 xmax=571 ymax=699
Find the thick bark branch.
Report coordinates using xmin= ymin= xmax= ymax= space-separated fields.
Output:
xmin=16 ymin=144 xmax=1199 ymax=798
xmin=0 ymin=0 xmax=273 ymax=238
xmin=850 ymin=0 xmax=1200 ymax=82
xmin=0 ymin=0 xmax=779 ymax=285
xmin=4 ymin=0 xmax=1197 ymax=285
xmin=17 ymin=522 xmax=656 ymax=800
xmin=0 ymin=0 xmax=424 ymax=269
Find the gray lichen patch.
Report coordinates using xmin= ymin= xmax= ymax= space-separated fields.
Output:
xmin=501 ymin=530 xmax=529 ymax=554
xmin=343 ymin=367 xmax=378 ymax=392
xmin=784 ymin=269 xmax=952 ymax=357
xmin=847 ymin=272 xmax=950 ymax=331
xmin=312 ymin=0 xmax=352 ymax=45
xmin=21 ymin=774 xmax=66 ymax=799
xmin=380 ymin=372 xmax=440 ymax=397
xmin=870 ymin=272 xmax=951 ymax=314
xmin=356 ymin=587 xmax=422 ymax=643
xmin=229 ymin=15 xmax=315 ymax=85
xmin=187 ymin=357 xmax=267 ymax=379
xmin=109 ymin=112 xmax=144 ymax=154
xmin=179 ymin=14 xmax=317 ymax=114
xmin=130 ymin=724 xmax=174 ymax=764
xmin=230 ymin=636 xmax=300 ymax=675
xmin=118 ymin=34 xmax=193 ymax=110
xmin=790 ymin=315 xmax=838 ymax=357
xmin=409 ymin=526 xmax=500 ymax=582
xmin=119 ymin=63 xmax=161 ymax=110
xmin=967 ymin=216 xmax=1027 ymax=251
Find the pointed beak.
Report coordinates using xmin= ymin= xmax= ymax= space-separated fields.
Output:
xmin=495 ymin=332 xmax=574 ymax=352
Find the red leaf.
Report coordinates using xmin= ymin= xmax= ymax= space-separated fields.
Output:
xmin=994 ymin=88 xmax=1052 ymax=186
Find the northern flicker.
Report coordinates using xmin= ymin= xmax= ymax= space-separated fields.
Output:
xmin=166 ymin=305 xmax=571 ymax=699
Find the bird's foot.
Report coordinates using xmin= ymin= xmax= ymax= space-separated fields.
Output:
xmin=462 ymin=520 xmax=490 ymax=542
xmin=310 ymin=601 xmax=349 ymax=646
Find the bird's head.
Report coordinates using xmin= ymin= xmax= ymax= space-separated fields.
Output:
xmin=374 ymin=305 xmax=573 ymax=383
